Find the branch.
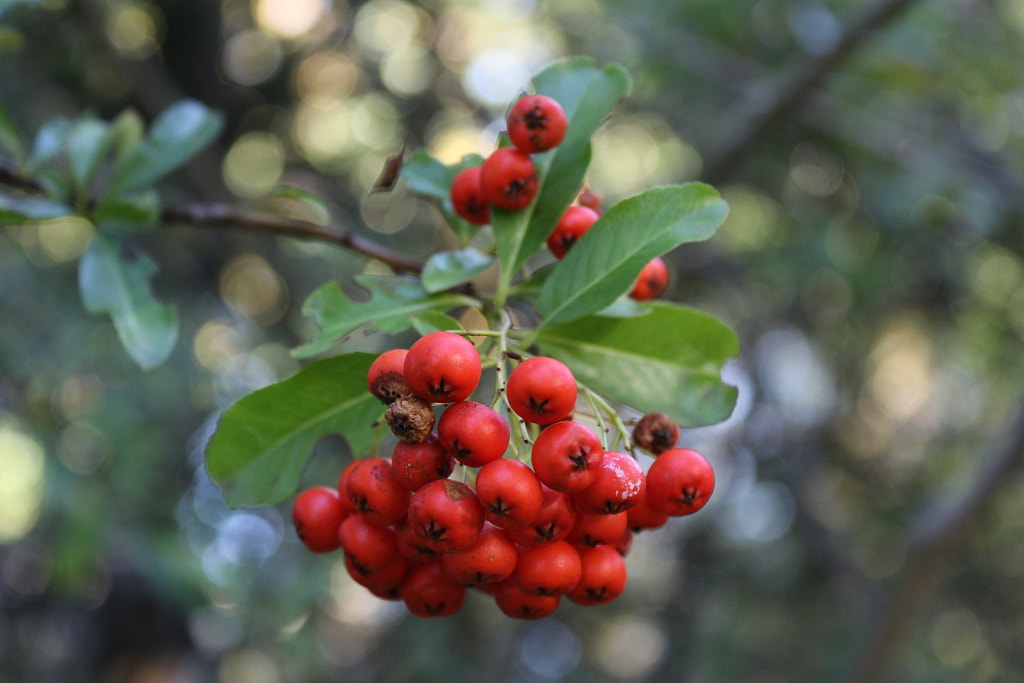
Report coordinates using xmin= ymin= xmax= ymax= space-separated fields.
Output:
xmin=701 ymin=0 xmax=924 ymax=185
xmin=161 ymin=203 xmax=426 ymax=275
xmin=846 ymin=402 xmax=1024 ymax=682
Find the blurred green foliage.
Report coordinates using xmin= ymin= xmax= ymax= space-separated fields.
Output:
xmin=3 ymin=0 xmax=1024 ymax=681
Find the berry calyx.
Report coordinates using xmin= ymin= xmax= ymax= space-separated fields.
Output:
xmin=437 ymin=400 xmax=511 ymax=468
xmin=480 ymin=147 xmax=539 ymax=210
xmin=530 ymin=420 xmax=604 ymax=493
xmin=449 ymin=165 xmax=491 ymax=225
xmin=566 ymin=545 xmax=627 ymax=606
xmin=507 ymin=94 xmax=568 ymax=154
xmin=475 ymin=458 xmax=543 ymax=530
xmin=343 ymin=458 xmax=410 ymax=527
xmin=407 ymin=479 xmax=485 ymax=553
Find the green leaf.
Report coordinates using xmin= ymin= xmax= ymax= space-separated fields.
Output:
xmin=402 ymin=151 xmax=483 ymax=245
xmin=493 ymin=58 xmax=631 ymax=294
xmin=78 ymin=235 xmax=178 ymax=370
xmin=410 ymin=311 xmax=463 ymax=336
xmin=293 ymin=275 xmax=478 ymax=358
xmin=67 ymin=118 xmax=114 ymax=200
xmin=0 ymin=195 xmax=72 ymax=224
xmin=28 ymin=117 xmax=70 ymax=171
xmin=0 ymin=103 xmax=24 ymax=164
xmin=269 ymin=184 xmax=330 ymax=224
xmin=205 ymin=353 xmax=383 ymax=508
xmin=109 ymin=99 xmax=223 ymax=194
xmin=93 ymin=189 xmax=161 ymax=234
xmin=110 ymin=109 xmax=145 ymax=164
xmin=421 ymin=247 xmax=495 ymax=293
xmin=539 ymin=183 xmax=728 ymax=326
xmin=535 ymin=302 xmax=739 ymax=427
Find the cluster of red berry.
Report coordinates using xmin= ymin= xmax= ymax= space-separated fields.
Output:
xmin=450 ymin=94 xmax=669 ymax=301
xmin=291 ymin=330 xmax=716 ymax=619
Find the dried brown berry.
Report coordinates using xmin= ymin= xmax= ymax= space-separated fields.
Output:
xmin=386 ymin=395 xmax=436 ymax=443
xmin=632 ymin=412 xmax=680 ymax=455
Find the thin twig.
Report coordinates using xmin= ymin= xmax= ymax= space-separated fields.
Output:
xmin=161 ymin=203 xmax=425 ymax=274
xmin=701 ymin=0 xmax=925 ymax=185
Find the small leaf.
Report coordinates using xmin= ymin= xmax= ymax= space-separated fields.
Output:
xmin=110 ymin=109 xmax=145 ymax=164
xmin=205 ymin=353 xmax=383 ymax=508
xmin=109 ymin=99 xmax=223 ymax=194
xmin=410 ymin=311 xmax=463 ymax=336
xmin=0 ymin=195 xmax=72 ymax=224
xmin=421 ymin=247 xmax=495 ymax=293
xmin=78 ymin=235 xmax=178 ymax=370
xmin=27 ymin=117 xmax=70 ymax=172
xmin=535 ymin=302 xmax=739 ymax=427
xmin=293 ymin=275 xmax=478 ymax=358
xmin=0 ymin=103 xmax=24 ymax=165
xmin=67 ymin=118 xmax=114 ymax=200
xmin=493 ymin=58 xmax=631 ymax=294
xmin=93 ymin=189 xmax=161 ymax=234
xmin=539 ymin=184 xmax=728 ymax=326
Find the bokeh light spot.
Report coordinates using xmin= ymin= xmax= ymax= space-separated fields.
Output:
xmin=218 ymin=253 xmax=289 ymax=325
xmin=0 ymin=420 xmax=46 ymax=543
xmin=223 ymin=29 xmax=283 ymax=86
xmin=223 ymin=132 xmax=285 ymax=199
xmin=254 ymin=0 xmax=329 ymax=39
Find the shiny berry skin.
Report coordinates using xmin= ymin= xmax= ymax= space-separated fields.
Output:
xmin=630 ymin=257 xmax=669 ymax=301
xmin=514 ymin=539 xmax=582 ymax=597
xmin=566 ymin=545 xmax=627 ymax=606
xmin=404 ymin=331 xmax=481 ymax=404
xmin=441 ymin=524 xmax=518 ymax=587
xmin=337 ymin=514 xmax=398 ymax=572
xmin=493 ymin=579 xmax=560 ymax=620
xmin=510 ymin=484 xmax=577 ymax=547
xmin=437 ymin=400 xmax=511 ymax=468
xmin=530 ymin=420 xmax=604 ymax=493
xmin=475 ymin=458 xmax=543 ymax=529
xmin=573 ymin=451 xmax=646 ymax=515
xmin=625 ymin=492 xmax=670 ymax=532
xmin=507 ymin=94 xmax=568 ymax=154
xmin=391 ymin=432 xmax=455 ymax=492
xmin=645 ymin=448 xmax=715 ymax=516
xmin=450 ymin=165 xmax=490 ymax=225
xmin=407 ymin=479 xmax=485 ymax=553
xmin=343 ymin=458 xmax=410 ymax=527
xmin=480 ymin=147 xmax=538 ymax=210
xmin=401 ymin=561 xmax=466 ymax=618
xmin=292 ymin=486 xmax=348 ymax=553
xmin=547 ymin=205 xmax=599 ymax=260
xmin=506 ymin=357 xmax=577 ymax=425
xmin=367 ymin=348 xmax=410 ymax=404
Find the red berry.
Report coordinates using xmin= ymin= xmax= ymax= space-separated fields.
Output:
xmin=441 ymin=524 xmax=518 ymax=587
xmin=343 ymin=458 xmax=410 ymax=527
xmin=507 ymin=94 xmax=568 ymax=154
xmin=407 ymin=479 xmax=485 ymax=553
xmin=625 ymin=491 xmax=671 ymax=532
xmin=645 ymin=448 xmax=715 ymax=516
xmin=395 ymin=518 xmax=442 ymax=562
xmin=367 ymin=348 xmax=410 ymax=404
xmin=566 ymin=545 xmax=627 ymax=606
xmin=573 ymin=451 xmax=646 ymax=515
xmin=547 ymin=205 xmax=599 ymax=259
xmin=630 ymin=257 xmax=669 ymax=301
xmin=565 ymin=509 xmax=628 ymax=547
xmin=492 ymin=579 xmax=560 ymax=620
xmin=437 ymin=400 xmax=511 ymax=468
xmin=480 ymin=147 xmax=538 ymax=210
xmin=450 ymin=165 xmax=490 ymax=225
xmin=292 ymin=486 xmax=348 ymax=553
xmin=509 ymin=484 xmax=577 ymax=547
xmin=401 ymin=561 xmax=466 ymax=618
xmin=391 ymin=432 xmax=455 ymax=492
xmin=530 ymin=421 xmax=604 ymax=493
xmin=337 ymin=514 xmax=398 ymax=572
xmin=576 ymin=188 xmax=603 ymax=214
xmin=404 ymin=331 xmax=481 ymax=404
xmin=506 ymin=356 xmax=577 ymax=425
xmin=345 ymin=552 xmax=409 ymax=601
xmin=474 ymin=458 xmax=543 ymax=529
xmin=513 ymin=539 xmax=582 ymax=597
